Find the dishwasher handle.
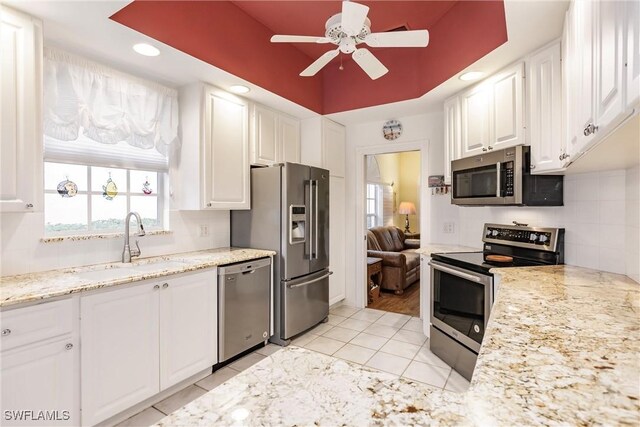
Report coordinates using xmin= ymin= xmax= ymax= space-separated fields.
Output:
xmin=218 ymin=257 xmax=271 ymax=275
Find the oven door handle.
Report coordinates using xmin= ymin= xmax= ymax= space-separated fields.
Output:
xmin=429 ymin=261 xmax=483 ymax=283
xmin=496 ymin=162 xmax=501 ymax=198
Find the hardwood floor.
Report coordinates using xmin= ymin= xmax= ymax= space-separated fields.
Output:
xmin=367 ymin=280 xmax=420 ymax=316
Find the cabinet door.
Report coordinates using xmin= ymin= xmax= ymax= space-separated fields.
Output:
xmin=594 ymin=0 xmax=626 ymax=132
xmin=329 ymin=176 xmax=345 ymax=305
xmin=203 ymin=89 xmax=250 ymax=209
xmin=322 ymin=119 xmax=346 ymax=177
xmin=528 ymin=43 xmax=564 ymax=172
xmin=490 ymin=62 xmax=524 ymax=150
xmin=443 ymin=97 xmax=460 ymax=184
xmin=570 ymin=0 xmax=597 ymax=157
xmin=279 ymin=115 xmax=301 ymax=164
xmin=626 ymin=0 xmax=640 ymax=109
xmin=159 ymin=272 xmax=217 ymax=390
xmin=460 ymin=83 xmax=491 ymax=157
xmin=0 ymin=6 xmax=42 ymax=212
xmin=1 ymin=338 xmax=79 ymax=426
xmin=80 ymin=283 xmax=160 ymax=426
xmin=251 ymin=104 xmax=278 ymax=166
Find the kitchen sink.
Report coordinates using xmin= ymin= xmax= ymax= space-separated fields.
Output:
xmin=74 ymin=260 xmax=189 ymax=281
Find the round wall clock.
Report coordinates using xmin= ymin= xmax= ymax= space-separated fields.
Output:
xmin=382 ymin=119 xmax=403 ymax=140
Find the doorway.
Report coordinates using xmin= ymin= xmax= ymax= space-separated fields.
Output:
xmin=364 ymin=151 xmax=422 ymax=316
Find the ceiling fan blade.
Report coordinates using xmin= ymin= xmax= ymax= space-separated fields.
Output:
xmin=300 ymin=49 xmax=340 ymax=76
xmin=352 ymin=48 xmax=388 ymax=80
xmin=341 ymin=1 xmax=370 ymax=37
xmin=364 ymin=30 xmax=430 ymax=48
xmin=271 ymin=35 xmax=331 ymax=44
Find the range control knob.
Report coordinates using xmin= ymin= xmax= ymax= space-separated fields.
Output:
xmin=529 ymin=234 xmax=538 ymax=241
xmin=492 ymin=230 xmax=499 ymax=237
xmin=539 ymin=235 xmax=548 ymax=243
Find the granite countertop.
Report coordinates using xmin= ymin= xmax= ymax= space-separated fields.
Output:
xmin=415 ymin=243 xmax=479 ymax=256
xmin=156 ymin=265 xmax=639 ymax=426
xmin=0 ymin=248 xmax=275 ymax=308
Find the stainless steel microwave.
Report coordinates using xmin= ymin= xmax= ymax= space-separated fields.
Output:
xmin=451 ymin=145 xmax=563 ymax=206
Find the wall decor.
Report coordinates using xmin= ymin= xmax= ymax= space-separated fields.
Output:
xmin=142 ymin=177 xmax=153 ymax=195
xmin=102 ymin=172 xmax=118 ymax=200
xmin=382 ymin=119 xmax=402 ymax=140
xmin=57 ymin=177 xmax=78 ymax=198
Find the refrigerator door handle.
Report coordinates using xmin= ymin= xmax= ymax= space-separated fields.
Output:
xmin=287 ymin=271 xmax=333 ymax=289
xmin=314 ymin=180 xmax=319 ymax=260
xmin=308 ymin=179 xmax=314 ymax=260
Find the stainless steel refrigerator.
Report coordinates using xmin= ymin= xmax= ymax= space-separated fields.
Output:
xmin=231 ymin=162 xmax=330 ymax=345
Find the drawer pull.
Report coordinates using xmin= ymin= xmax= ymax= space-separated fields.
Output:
xmin=162 ymin=283 xmax=169 ymax=289
xmin=1 ymin=328 xmax=11 ymax=336
xmin=65 ymin=343 xmax=73 ymax=350
xmin=153 ymin=284 xmax=160 ymax=290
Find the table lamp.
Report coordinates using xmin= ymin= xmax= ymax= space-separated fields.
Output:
xmin=398 ymin=201 xmax=416 ymax=233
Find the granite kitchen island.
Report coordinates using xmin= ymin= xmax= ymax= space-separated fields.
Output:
xmin=154 ymin=265 xmax=639 ymax=426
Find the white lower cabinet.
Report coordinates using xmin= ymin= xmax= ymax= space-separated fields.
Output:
xmin=159 ymin=274 xmax=216 ymax=390
xmin=81 ymin=270 xmax=217 ymax=426
xmin=1 ymin=337 xmax=79 ymax=426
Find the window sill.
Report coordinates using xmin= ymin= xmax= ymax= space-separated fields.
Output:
xmin=40 ymin=229 xmax=173 ymax=243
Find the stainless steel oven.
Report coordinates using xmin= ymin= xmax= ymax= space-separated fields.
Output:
xmin=451 ymin=145 xmax=563 ymax=206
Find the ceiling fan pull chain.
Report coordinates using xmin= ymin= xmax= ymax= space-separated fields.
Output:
xmin=339 ymin=54 xmax=344 ymax=71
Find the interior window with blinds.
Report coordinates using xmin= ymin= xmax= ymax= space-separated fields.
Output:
xmin=366 ymin=183 xmax=395 ymax=229
xmin=42 ymin=48 xmax=179 ymax=234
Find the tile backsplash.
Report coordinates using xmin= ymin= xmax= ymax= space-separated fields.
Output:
xmin=429 ymin=168 xmax=640 ymax=281
xmin=0 ymin=210 xmax=230 ymax=276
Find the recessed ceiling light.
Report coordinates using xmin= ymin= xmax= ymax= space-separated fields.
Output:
xmin=229 ymin=85 xmax=250 ymax=94
xmin=133 ymin=43 xmax=160 ymax=57
xmin=459 ymin=71 xmax=485 ymax=81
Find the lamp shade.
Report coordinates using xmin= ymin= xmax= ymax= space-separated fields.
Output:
xmin=398 ymin=201 xmax=416 ymax=215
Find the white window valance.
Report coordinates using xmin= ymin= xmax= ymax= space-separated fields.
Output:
xmin=43 ymin=47 xmax=179 ymax=170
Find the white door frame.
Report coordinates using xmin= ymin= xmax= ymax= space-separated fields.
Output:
xmin=354 ymin=140 xmax=430 ymax=317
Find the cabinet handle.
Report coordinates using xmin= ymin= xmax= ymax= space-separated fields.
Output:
xmin=482 ymin=147 xmax=488 ymax=152
xmin=153 ymin=284 xmax=160 ymax=290
xmin=162 ymin=283 xmax=169 ymax=289
xmin=65 ymin=343 xmax=73 ymax=350
xmin=1 ymin=328 xmax=11 ymax=336
xmin=25 ymin=203 xmax=33 ymax=209
xmin=583 ymin=123 xmax=598 ymax=136
xmin=487 ymin=146 xmax=493 ymax=150
xmin=559 ymin=153 xmax=571 ymax=161
xmin=530 ymin=164 xmax=536 ymax=169
xmin=206 ymin=202 xmax=212 ymax=207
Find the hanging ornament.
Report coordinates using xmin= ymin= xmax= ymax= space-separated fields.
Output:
xmin=102 ymin=172 xmax=118 ymax=200
xmin=142 ymin=177 xmax=153 ymax=195
xmin=57 ymin=176 xmax=78 ymax=198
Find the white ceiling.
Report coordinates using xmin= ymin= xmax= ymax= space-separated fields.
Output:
xmin=7 ymin=0 xmax=569 ymax=125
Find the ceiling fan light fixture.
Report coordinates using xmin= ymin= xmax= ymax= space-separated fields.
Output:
xmin=132 ymin=43 xmax=160 ymax=57
xmin=459 ymin=71 xmax=485 ymax=81
xmin=229 ymin=85 xmax=250 ymax=94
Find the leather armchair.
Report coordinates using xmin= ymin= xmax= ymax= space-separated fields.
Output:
xmin=367 ymin=226 xmax=421 ymax=294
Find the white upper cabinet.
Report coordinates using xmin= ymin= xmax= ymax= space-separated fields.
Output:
xmin=593 ymin=0 xmax=626 ymax=134
xmin=322 ymin=119 xmax=346 ymax=177
xmin=250 ymin=104 xmax=300 ymax=166
xmin=490 ymin=62 xmax=525 ymax=150
xmin=527 ymin=41 xmax=565 ymax=172
xmin=279 ymin=114 xmax=301 ymax=163
xmin=443 ymin=96 xmax=460 ymax=184
xmin=178 ymin=83 xmax=250 ymax=210
xmin=0 ymin=5 xmax=42 ymax=212
xmin=460 ymin=82 xmax=491 ymax=157
xmin=626 ymin=0 xmax=640 ymax=109
xmin=564 ymin=0 xmax=636 ymax=163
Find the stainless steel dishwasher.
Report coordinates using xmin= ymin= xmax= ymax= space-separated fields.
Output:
xmin=218 ymin=257 xmax=271 ymax=363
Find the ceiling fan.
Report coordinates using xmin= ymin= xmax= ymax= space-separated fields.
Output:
xmin=270 ymin=0 xmax=430 ymax=80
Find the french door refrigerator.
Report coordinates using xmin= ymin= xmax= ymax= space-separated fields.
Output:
xmin=231 ymin=162 xmax=330 ymax=345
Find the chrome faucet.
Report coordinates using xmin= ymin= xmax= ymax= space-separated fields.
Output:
xmin=123 ymin=211 xmax=146 ymax=263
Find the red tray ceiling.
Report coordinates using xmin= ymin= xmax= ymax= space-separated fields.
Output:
xmin=111 ymin=1 xmax=507 ymax=114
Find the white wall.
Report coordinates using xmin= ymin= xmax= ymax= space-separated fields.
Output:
xmin=625 ymin=165 xmax=640 ymax=283
xmin=344 ymin=112 xmax=443 ymax=305
xmin=0 ymin=209 xmax=230 ymax=276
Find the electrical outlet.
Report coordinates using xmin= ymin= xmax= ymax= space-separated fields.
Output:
xmin=443 ymin=222 xmax=455 ymax=234
xmin=199 ymin=224 xmax=209 ymax=237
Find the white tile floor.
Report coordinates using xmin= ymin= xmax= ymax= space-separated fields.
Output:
xmin=116 ymin=305 xmax=470 ymax=426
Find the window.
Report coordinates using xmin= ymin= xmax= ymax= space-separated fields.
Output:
xmin=41 ymin=47 xmax=179 ymax=236
xmin=44 ymin=162 xmax=163 ymax=234
xmin=366 ymin=183 xmax=383 ymax=229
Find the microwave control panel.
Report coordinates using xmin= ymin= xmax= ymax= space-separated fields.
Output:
xmin=503 ymin=162 xmax=514 ymax=196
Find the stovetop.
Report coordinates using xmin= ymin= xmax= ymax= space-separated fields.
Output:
xmin=431 ymin=251 xmax=551 ymax=275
